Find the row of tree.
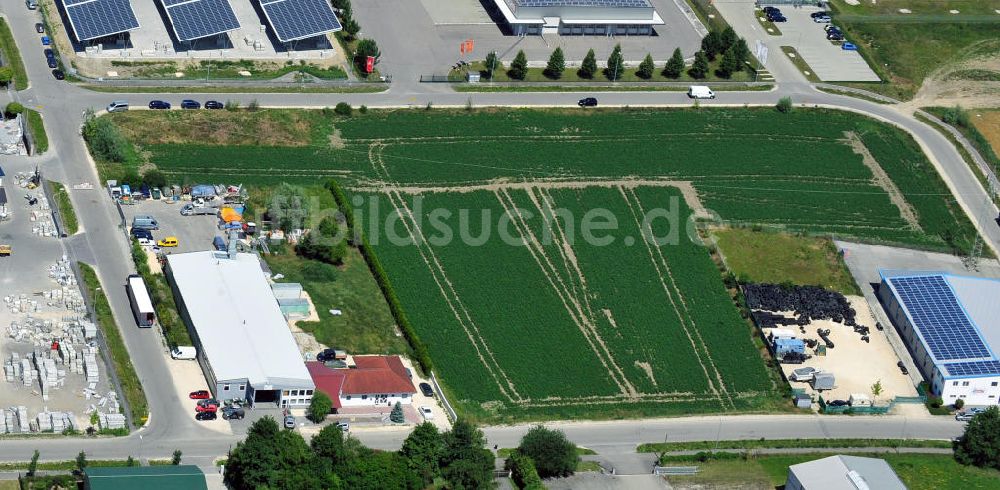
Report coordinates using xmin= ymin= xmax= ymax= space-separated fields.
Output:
xmin=485 ymin=27 xmax=751 ymax=81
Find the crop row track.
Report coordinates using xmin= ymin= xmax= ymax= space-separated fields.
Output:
xmin=367 ymin=141 xmax=523 ymax=403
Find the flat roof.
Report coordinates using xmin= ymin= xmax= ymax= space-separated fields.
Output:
xmin=85 ymin=465 xmax=207 ymax=490
xmin=881 ymin=271 xmax=1000 ymax=378
xmin=789 ymin=455 xmax=905 ymax=490
xmin=512 ymin=0 xmax=651 ymax=7
xmin=167 ymin=251 xmax=312 ymax=388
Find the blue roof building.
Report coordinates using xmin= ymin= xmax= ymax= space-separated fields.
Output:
xmin=878 ymin=271 xmax=1000 ymax=406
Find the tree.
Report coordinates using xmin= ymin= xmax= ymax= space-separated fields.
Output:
xmin=720 ymin=27 xmax=738 ymax=53
xmin=389 ymin=401 xmax=405 ymax=423
xmin=716 ymin=47 xmax=740 ymax=79
xmin=441 ymin=419 xmax=494 ymax=489
xmin=355 ymin=38 xmax=380 ymax=73
xmin=954 ymin=398 xmax=965 ymax=410
xmin=308 ymin=391 xmax=333 ymax=423
xmin=955 ymin=406 xmax=1000 ymax=469
xmin=509 ymin=50 xmax=528 ymax=81
xmin=126 ymin=456 xmax=136 ymax=467
xmin=141 ymin=169 xmax=167 ymax=189
xmin=663 ymin=48 xmax=685 ymax=79
xmin=516 ymin=425 xmax=578 ymax=478
xmin=340 ymin=451 xmax=421 ymax=490
xmin=544 ymin=47 xmax=565 ymax=80
xmin=172 ymin=449 xmax=182 ymax=465
xmin=400 ymin=422 xmax=444 ymax=484
xmin=871 ymin=380 xmax=883 ymax=399
xmin=0 ymin=66 xmax=13 ymax=87
xmin=505 ymin=451 xmax=544 ymax=490
xmin=334 ymin=102 xmax=353 ymax=116
xmin=311 ymin=423 xmax=347 ymax=467
xmin=776 ymin=96 xmax=794 ymax=113
xmin=483 ymin=51 xmax=501 ymax=80
xmin=701 ymin=30 xmax=723 ymax=61
xmin=224 ymin=416 xmax=325 ymax=490
xmin=76 ymin=451 xmax=88 ymax=471
xmin=27 ymin=450 xmax=39 ymax=477
xmin=732 ymin=38 xmax=751 ymax=70
xmin=637 ymin=53 xmax=655 ymax=79
xmin=606 ymin=44 xmax=625 ymax=81
xmin=579 ymin=49 xmax=597 ymax=79
xmin=342 ymin=18 xmax=360 ymax=39
xmin=5 ymin=102 xmax=24 ymax=119
xmin=689 ymin=51 xmax=709 ymax=79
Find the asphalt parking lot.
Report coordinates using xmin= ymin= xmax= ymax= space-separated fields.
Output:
xmin=776 ymin=7 xmax=879 ymax=81
xmin=121 ymin=199 xmax=221 ymax=255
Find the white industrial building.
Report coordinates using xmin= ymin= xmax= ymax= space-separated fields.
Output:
xmin=165 ymin=251 xmax=314 ymax=408
xmin=786 ymin=455 xmax=906 ymax=490
xmin=493 ymin=0 xmax=663 ymax=36
xmin=879 ymin=272 xmax=1000 ymax=406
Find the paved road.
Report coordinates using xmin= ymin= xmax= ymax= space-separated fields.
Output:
xmin=0 ymin=0 xmax=987 ymax=468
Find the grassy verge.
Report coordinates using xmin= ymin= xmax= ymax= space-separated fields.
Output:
xmin=684 ymin=0 xmax=730 ymax=31
xmin=639 ymin=438 xmax=952 ymax=453
xmin=49 ymin=182 xmax=79 ymax=235
xmin=105 ymin=59 xmax=347 ymax=81
xmin=0 ymin=459 xmax=137 ymax=471
xmin=80 ymin=84 xmax=386 ymax=94
xmin=497 ymin=446 xmax=598 ymax=458
xmin=815 ymin=85 xmax=893 ymax=104
xmin=78 ymin=262 xmax=147 ymax=427
xmin=25 ymin=109 xmax=49 ymax=154
xmin=924 ymin=106 xmax=1000 ymax=175
xmin=712 ymin=228 xmax=860 ymax=295
xmin=455 ymin=60 xmax=752 ymax=84
xmin=0 ymin=18 xmax=28 ymax=90
xmin=753 ymin=10 xmax=783 ymax=35
xmin=129 ymin=241 xmax=192 ymax=347
xmin=914 ymin=111 xmax=993 ymax=202
xmin=453 ymin=84 xmax=772 ymax=93
xmin=781 ymin=46 xmax=821 ymax=82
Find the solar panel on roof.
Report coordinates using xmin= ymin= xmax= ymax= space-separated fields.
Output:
xmin=889 ymin=276 xmax=993 ymax=362
xmin=61 ymin=0 xmax=139 ymax=41
xmin=161 ymin=0 xmax=240 ymax=41
xmin=259 ymin=0 xmax=342 ymax=43
xmin=944 ymin=360 xmax=1000 ymax=377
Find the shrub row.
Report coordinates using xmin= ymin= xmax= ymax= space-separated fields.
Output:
xmin=129 ymin=241 xmax=192 ymax=348
xmin=325 ymin=180 xmax=433 ymax=373
xmin=505 ymin=452 xmax=544 ymax=490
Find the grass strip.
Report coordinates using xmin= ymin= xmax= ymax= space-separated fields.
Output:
xmin=684 ymin=0 xmax=729 ymax=31
xmin=78 ymin=262 xmax=148 ymax=426
xmin=638 ymin=438 xmax=953 ymax=453
xmin=0 ymin=18 xmax=28 ymax=90
xmin=79 ymin=84 xmax=386 ymax=94
xmin=49 ymin=182 xmax=78 ymax=235
xmin=129 ymin=241 xmax=192 ymax=347
xmin=0 ymin=459 xmax=135 ymax=471
xmin=914 ymin=111 xmax=993 ymax=203
xmin=453 ymin=84 xmax=772 ymax=93
xmin=781 ymin=46 xmax=821 ymax=82
xmin=815 ymin=86 xmax=893 ymax=104
xmin=25 ymin=109 xmax=49 ymax=154
xmin=753 ymin=10 xmax=783 ymax=36
xmin=497 ymin=446 xmax=598 ymax=458
xmin=923 ymin=106 xmax=1000 ymax=174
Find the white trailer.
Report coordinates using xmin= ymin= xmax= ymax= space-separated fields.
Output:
xmin=126 ymin=274 xmax=155 ymax=327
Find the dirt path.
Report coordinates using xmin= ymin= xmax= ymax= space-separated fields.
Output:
xmin=843 ymin=131 xmax=922 ymax=230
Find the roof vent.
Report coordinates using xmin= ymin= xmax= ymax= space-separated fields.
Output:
xmin=847 ymin=470 xmax=869 ymax=490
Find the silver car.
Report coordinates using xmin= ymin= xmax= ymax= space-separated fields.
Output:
xmin=955 ymin=412 xmax=975 ymax=422
xmin=284 ymin=415 xmax=296 ymax=429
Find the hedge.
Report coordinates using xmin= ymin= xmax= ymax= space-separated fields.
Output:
xmin=505 ymin=452 xmax=544 ymax=490
xmin=325 ymin=180 xmax=434 ymax=373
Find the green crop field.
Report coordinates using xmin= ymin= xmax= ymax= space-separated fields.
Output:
xmin=101 ymin=107 xmax=981 ymax=421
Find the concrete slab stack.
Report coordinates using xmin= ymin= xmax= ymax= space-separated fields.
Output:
xmin=83 ymin=350 xmax=99 ymax=384
xmin=16 ymin=406 xmax=29 ymax=433
xmin=98 ymin=413 xmax=126 ymax=430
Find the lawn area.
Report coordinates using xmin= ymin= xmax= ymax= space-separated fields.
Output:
xmin=0 ymin=18 xmax=28 ymax=90
xmin=755 ymin=453 xmax=1000 ymax=489
xmin=263 ymin=250 xmax=406 ymax=356
xmin=971 ymin=108 xmax=1000 ymax=155
xmin=79 ymin=262 xmax=146 ymax=427
xmin=25 ymin=109 xmax=48 ymax=154
xmin=640 ymin=438 xmax=951 ymax=453
xmin=829 ymin=0 xmax=1000 ymax=100
xmin=713 ymin=228 xmax=860 ymax=295
xmin=49 ymin=181 xmax=78 ymax=235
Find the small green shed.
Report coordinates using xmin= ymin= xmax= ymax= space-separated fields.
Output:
xmin=84 ymin=465 xmax=208 ymax=490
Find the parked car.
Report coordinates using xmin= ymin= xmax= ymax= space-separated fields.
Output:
xmin=419 ymin=382 xmax=434 ymax=397
xmin=841 ymin=42 xmax=858 ymax=51
xmin=813 ymin=15 xmax=832 ymax=23
xmin=767 ymin=11 xmax=786 ymax=22
xmin=316 ymin=348 xmax=339 ymax=362
xmin=149 ymin=100 xmax=171 ymax=110
xmin=810 ymin=11 xmax=829 ymax=18
xmin=284 ymin=415 xmax=296 ymax=429
xmin=762 ymin=6 xmax=780 ymax=14
xmin=195 ymin=403 xmax=218 ymax=413
xmin=205 ymin=100 xmax=224 ymax=110
xmin=41 ymin=36 xmax=50 ymax=46
xmin=157 ymin=236 xmax=179 ymax=247
xmin=180 ymin=99 xmax=201 ymax=110
xmin=107 ymin=100 xmax=129 ymax=113
xmin=35 ymin=23 xmax=45 ymax=33
xmin=969 ymin=407 xmax=986 ymax=415
xmin=46 ymin=57 xmax=57 ymax=69
xmin=336 ymin=422 xmax=349 ymax=432
xmin=827 ymin=399 xmax=849 ymax=407
xmin=26 ymin=0 xmax=38 ymax=10
xmin=195 ymin=411 xmax=217 ymax=421
xmin=897 ymin=361 xmax=909 ymax=375
xmin=131 ymin=228 xmax=154 ymax=240
xmin=824 ymin=24 xmax=839 ymax=32
xmin=189 ymin=390 xmax=211 ymax=399
xmin=578 ymin=97 xmax=598 ymax=107
xmin=51 ymin=69 xmax=64 ymax=80
xmin=222 ymin=407 xmax=245 ymax=420
xmin=419 ymin=406 xmax=434 ymax=420
xmin=791 ymin=366 xmax=819 ymax=382
xmin=44 ymin=48 xmax=54 ymax=59
xmin=197 ymin=398 xmax=220 ymax=408
xmin=827 ymin=32 xmax=845 ymax=41
xmin=956 ymin=412 xmax=975 ymax=422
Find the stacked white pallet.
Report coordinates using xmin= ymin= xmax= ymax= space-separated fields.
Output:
xmin=79 ymin=320 xmax=97 ymax=340
xmin=0 ymin=409 xmax=6 ymax=433
xmin=16 ymin=406 xmax=29 ymax=433
xmin=98 ymin=413 xmax=126 ymax=430
xmin=35 ymin=412 xmax=52 ymax=431
xmin=3 ymin=410 xmax=13 ymax=433
xmin=83 ymin=351 xmax=99 ymax=384
xmin=20 ymin=358 xmax=34 ymax=387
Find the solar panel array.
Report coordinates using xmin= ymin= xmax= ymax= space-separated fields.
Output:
xmin=889 ymin=275 xmax=993 ymax=361
xmin=61 ymin=0 xmax=139 ymax=41
xmin=515 ymin=0 xmax=652 ymax=8
xmin=259 ymin=0 xmax=342 ymax=43
xmin=162 ymin=0 xmax=241 ymax=41
xmin=944 ymin=360 xmax=1000 ymax=377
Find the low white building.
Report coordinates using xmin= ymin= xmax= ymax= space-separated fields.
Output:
xmin=493 ymin=0 xmax=663 ymax=36
xmin=308 ymin=356 xmax=417 ymax=411
xmin=786 ymin=455 xmax=906 ymax=490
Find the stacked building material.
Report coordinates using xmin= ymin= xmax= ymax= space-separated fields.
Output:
xmin=16 ymin=406 xmax=29 ymax=433
xmin=98 ymin=413 xmax=126 ymax=430
xmin=83 ymin=350 xmax=99 ymax=384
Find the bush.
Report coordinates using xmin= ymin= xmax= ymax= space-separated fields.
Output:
xmin=940 ymin=105 xmax=971 ymax=129
xmin=359 ymin=105 xmax=368 ymax=114
xmin=247 ymin=100 xmax=259 ymax=112
xmin=334 ymin=102 xmax=352 ymax=116
xmin=308 ymin=391 xmax=333 ymax=422
xmin=505 ymin=452 xmax=544 ymax=490
xmin=224 ymin=100 xmax=240 ymax=111
xmin=4 ymin=101 xmax=24 ymax=118
xmin=82 ymin=115 xmax=137 ymax=164
xmin=954 ymin=398 xmax=965 ymax=410
xmin=390 ymin=401 xmax=404 ymax=423
xmin=776 ymin=97 xmax=793 ymax=113
xmin=142 ymin=169 xmax=167 ymax=189
xmin=955 ymin=406 xmax=1000 ymax=470
xmin=516 ymin=425 xmax=578 ymax=478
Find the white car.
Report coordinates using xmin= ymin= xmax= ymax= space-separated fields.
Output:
xmin=791 ymin=366 xmax=820 ymax=382
xmin=813 ymin=15 xmax=832 ymax=23
xmin=419 ymin=406 xmax=434 ymax=420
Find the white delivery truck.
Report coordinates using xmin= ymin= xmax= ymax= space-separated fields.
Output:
xmin=170 ymin=346 xmax=197 ymax=360
xmin=126 ymin=274 xmax=155 ymax=327
xmin=688 ymin=85 xmax=716 ymax=99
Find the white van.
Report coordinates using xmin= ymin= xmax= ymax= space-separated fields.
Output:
xmin=171 ymin=346 xmax=197 ymax=360
xmin=107 ymin=101 xmax=129 ymax=113
xmin=688 ymin=86 xmax=716 ymax=99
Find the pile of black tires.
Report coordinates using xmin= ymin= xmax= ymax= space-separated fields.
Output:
xmin=743 ymin=284 xmax=856 ymax=325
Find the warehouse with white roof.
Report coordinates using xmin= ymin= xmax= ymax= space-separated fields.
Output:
xmin=878 ymin=271 xmax=1000 ymax=406
xmin=493 ymin=0 xmax=663 ymax=36
xmin=165 ymin=250 xmax=314 ymax=408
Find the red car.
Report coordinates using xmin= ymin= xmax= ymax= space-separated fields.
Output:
xmin=195 ymin=403 xmax=218 ymax=413
xmin=189 ymin=390 xmax=210 ymax=399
